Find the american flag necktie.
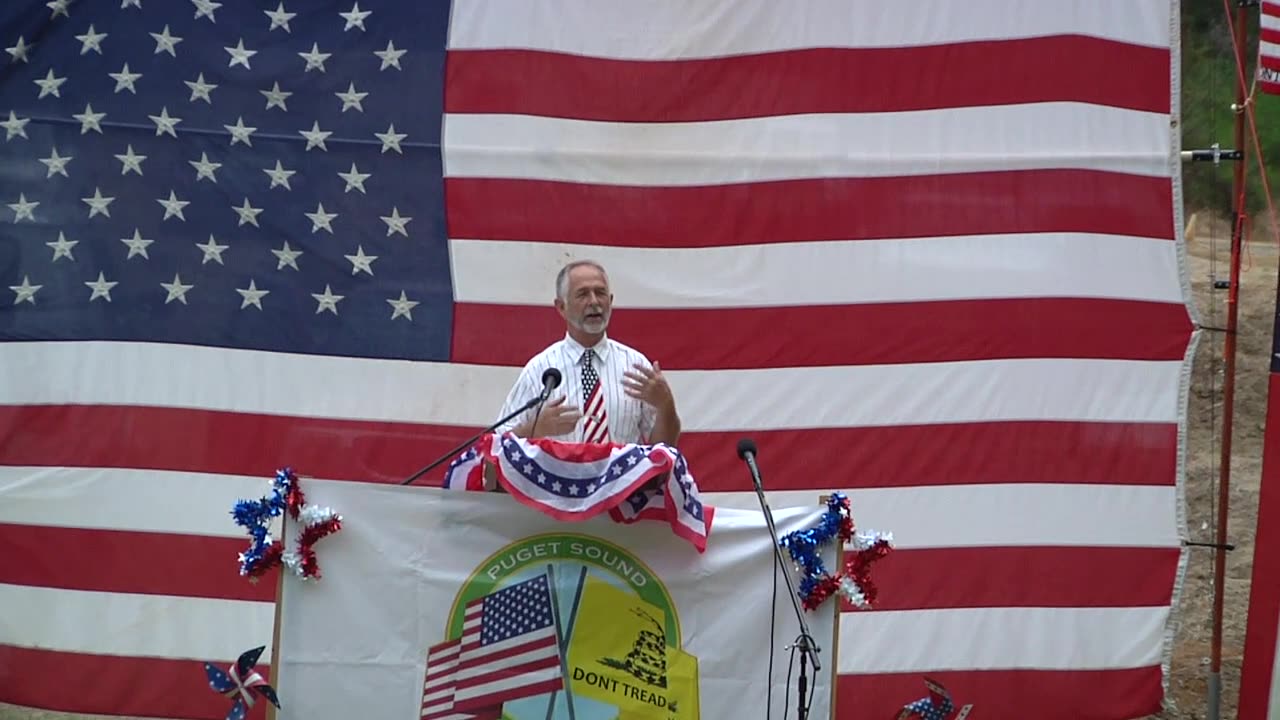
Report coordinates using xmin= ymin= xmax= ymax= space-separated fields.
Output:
xmin=581 ymin=349 xmax=610 ymax=443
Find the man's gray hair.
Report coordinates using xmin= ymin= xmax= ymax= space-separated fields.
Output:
xmin=555 ymin=260 xmax=609 ymax=300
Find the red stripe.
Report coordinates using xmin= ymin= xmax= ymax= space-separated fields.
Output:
xmin=453 ymin=298 xmax=1193 ymax=369
xmin=0 ymin=645 xmax=270 ymax=719
xmin=836 ymin=666 xmax=1162 ymax=720
xmin=0 ymin=526 xmax=1175 ymax=610
xmin=1265 ymin=1 xmax=1280 ymax=17
xmin=1238 ymin=373 xmax=1280 ymax=719
xmin=1264 ymin=54 xmax=1280 ymax=73
xmin=0 ymin=406 xmax=1176 ymax=489
xmin=1262 ymin=27 xmax=1280 ymax=44
xmin=445 ymin=37 xmax=1169 ymax=120
xmin=841 ymin=546 xmax=1180 ymax=612
xmin=0 ymin=523 xmax=275 ymax=602
xmin=445 ymin=171 xmax=1174 ymax=248
xmin=682 ymin=422 xmax=1176 ymax=491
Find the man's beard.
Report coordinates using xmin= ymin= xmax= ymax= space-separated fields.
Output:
xmin=575 ymin=309 xmax=609 ymax=334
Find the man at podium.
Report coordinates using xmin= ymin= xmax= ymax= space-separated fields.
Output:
xmin=494 ymin=260 xmax=682 ymax=447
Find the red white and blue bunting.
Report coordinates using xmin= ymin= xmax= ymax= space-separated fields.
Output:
xmin=442 ymin=432 xmax=714 ymax=552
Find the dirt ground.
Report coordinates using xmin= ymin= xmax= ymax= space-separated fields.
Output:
xmin=1148 ymin=210 xmax=1277 ymax=720
xmin=3 ymin=212 xmax=1277 ymax=720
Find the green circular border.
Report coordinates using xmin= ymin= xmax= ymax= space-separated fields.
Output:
xmin=445 ymin=532 xmax=682 ymax=647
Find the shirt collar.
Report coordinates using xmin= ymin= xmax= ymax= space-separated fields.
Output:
xmin=563 ymin=333 xmax=611 ymax=363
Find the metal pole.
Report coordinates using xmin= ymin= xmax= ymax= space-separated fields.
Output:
xmin=1207 ymin=3 xmax=1251 ymax=718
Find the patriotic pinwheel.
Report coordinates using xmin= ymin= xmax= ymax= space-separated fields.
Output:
xmin=203 ymin=645 xmax=281 ymax=720
xmin=896 ymin=677 xmax=972 ymax=720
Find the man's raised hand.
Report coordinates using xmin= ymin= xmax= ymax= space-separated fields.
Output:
xmin=530 ymin=395 xmax=582 ymax=437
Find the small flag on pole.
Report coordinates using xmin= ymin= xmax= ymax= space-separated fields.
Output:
xmin=1259 ymin=1 xmax=1280 ymax=94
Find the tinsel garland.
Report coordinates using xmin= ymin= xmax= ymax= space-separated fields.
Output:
xmin=231 ymin=468 xmax=342 ymax=582
xmin=778 ymin=492 xmax=894 ymax=611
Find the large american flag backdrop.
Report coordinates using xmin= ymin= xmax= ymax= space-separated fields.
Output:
xmin=0 ymin=2 xmax=1195 ymax=719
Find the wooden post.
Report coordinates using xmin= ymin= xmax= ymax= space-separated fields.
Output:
xmin=265 ymin=515 xmax=287 ymax=720
xmin=817 ymin=494 xmax=843 ymax=720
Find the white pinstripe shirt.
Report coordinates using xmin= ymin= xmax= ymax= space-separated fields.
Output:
xmin=496 ymin=334 xmax=657 ymax=444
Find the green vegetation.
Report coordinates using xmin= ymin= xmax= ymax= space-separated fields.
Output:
xmin=1181 ymin=4 xmax=1280 ymax=215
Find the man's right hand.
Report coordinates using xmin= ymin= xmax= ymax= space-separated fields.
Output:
xmin=517 ymin=396 xmax=581 ymax=438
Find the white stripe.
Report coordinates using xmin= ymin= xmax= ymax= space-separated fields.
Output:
xmin=2 ymin=466 xmax=1175 ymax=549
xmin=453 ymin=665 xmax=561 ymax=704
xmin=448 ymin=0 xmax=1171 ymax=57
xmin=0 ymin=584 xmax=272 ymax=662
xmin=585 ymin=388 xmax=604 ymax=417
xmin=707 ymin=484 xmax=1178 ymax=549
xmin=450 ymin=235 xmax=1183 ymax=307
xmin=428 ymin=642 xmax=460 ymax=661
xmin=587 ymin=423 xmax=608 ymax=444
xmin=1263 ymin=13 xmax=1280 ymax=32
xmin=0 ymin=465 xmax=272 ymax=537
xmin=836 ymin=606 xmax=1168 ymax=673
xmin=442 ymin=106 xmax=1170 ymax=185
xmin=0 ymin=343 xmax=1183 ymax=430
xmin=1263 ymin=40 xmax=1280 ymax=60
xmin=423 ymin=686 xmax=453 ymax=700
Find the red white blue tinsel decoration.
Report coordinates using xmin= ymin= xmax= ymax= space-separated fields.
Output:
xmin=203 ymin=645 xmax=281 ymax=720
xmin=779 ymin=492 xmax=894 ymax=611
xmin=231 ymin=467 xmax=342 ymax=582
xmin=230 ymin=468 xmax=293 ymax=580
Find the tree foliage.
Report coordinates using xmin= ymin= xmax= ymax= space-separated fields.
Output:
xmin=1180 ymin=3 xmax=1280 ymax=218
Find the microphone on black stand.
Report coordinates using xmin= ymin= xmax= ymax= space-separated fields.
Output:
xmin=399 ymin=368 xmax=562 ymax=487
xmin=737 ymin=438 xmax=822 ymax=720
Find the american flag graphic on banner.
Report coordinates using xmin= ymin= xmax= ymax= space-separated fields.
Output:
xmin=450 ymin=573 xmax=565 ymax=713
xmin=1 ymin=1 xmax=1191 ymax=719
xmin=421 ymin=639 xmax=502 ymax=720
xmin=422 ymin=639 xmax=466 ymax=720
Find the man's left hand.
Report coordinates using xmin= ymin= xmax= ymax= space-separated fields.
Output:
xmin=623 ymin=361 xmax=675 ymax=411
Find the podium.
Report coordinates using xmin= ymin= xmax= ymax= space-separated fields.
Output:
xmin=239 ymin=437 xmax=845 ymax=720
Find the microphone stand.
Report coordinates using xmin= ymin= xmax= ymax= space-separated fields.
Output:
xmin=745 ymin=452 xmax=822 ymax=720
xmin=399 ymin=391 xmax=549 ymax=487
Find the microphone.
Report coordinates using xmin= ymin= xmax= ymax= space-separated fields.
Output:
xmin=736 ymin=435 xmax=823 ymax=696
xmin=398 ymin=367 xmax=563 ymax=487
xmin=528 ymin=367 xmax=562 ymax=438
xmin=538 ymin=367 xmax=562 ymax=401
xmin=737 ymin=438 xmax=764 ymax=493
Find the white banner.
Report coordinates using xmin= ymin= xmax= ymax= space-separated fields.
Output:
xmin=275 ymin=481 xmax=840 ymax=720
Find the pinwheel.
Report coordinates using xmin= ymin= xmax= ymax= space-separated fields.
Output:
xmin=896 ymin=677 xmax=972 ymax=720
xmin=203 ymin=646 xmax=281 ymax=720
